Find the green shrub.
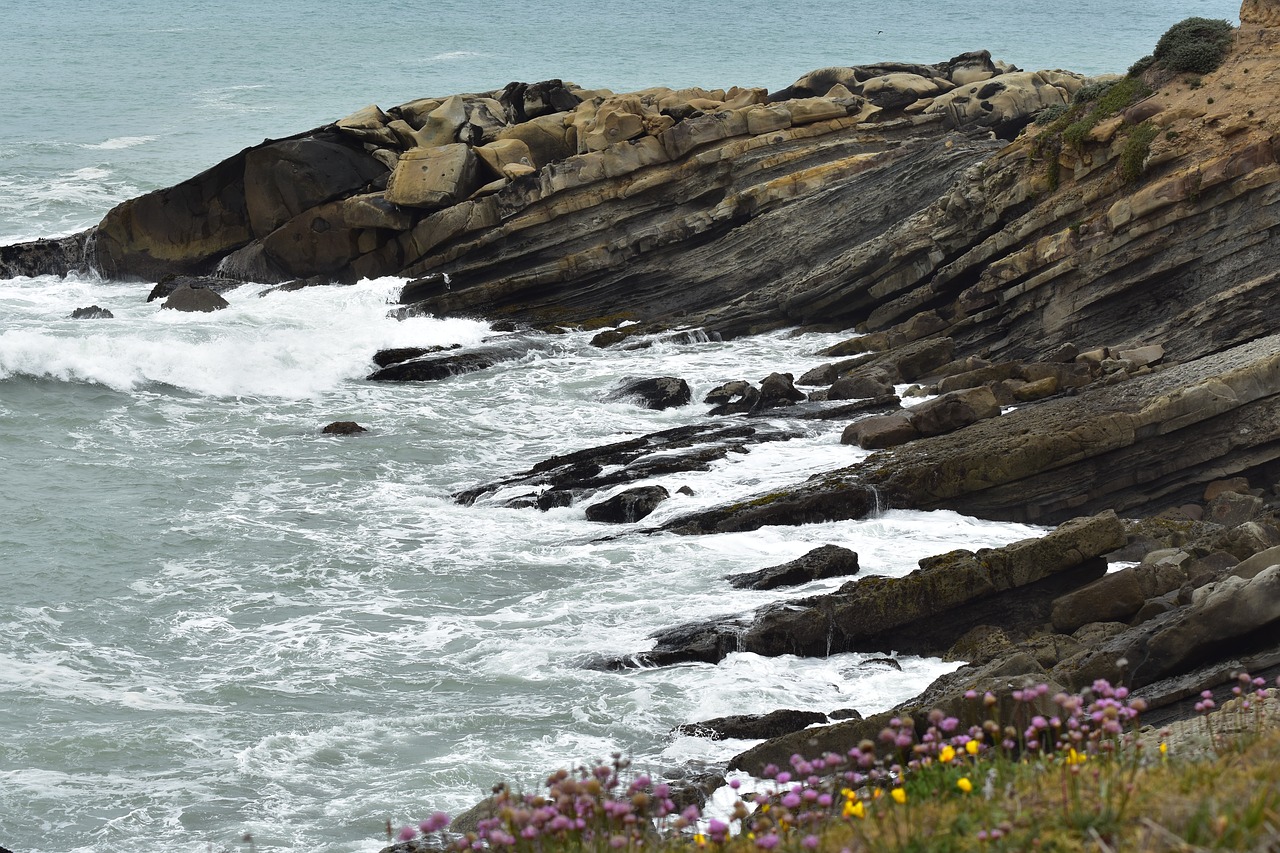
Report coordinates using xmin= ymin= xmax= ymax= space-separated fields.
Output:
xmin=1128 ymin=55 xmax=1156 ymax=77
xmin=1033 ymin=104 xmax=1068 ymax=126
xmin=1154 ymin=17 xmax=1234 ymax=74
xmin=1120 ymin=122 xmax=1159 ymax=184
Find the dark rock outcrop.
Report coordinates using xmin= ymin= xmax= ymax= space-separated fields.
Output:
xmin=366 ymin=335 xmax=555 ymax=381
xmin=69 ymin=305 xmax=113 ymax=319
xmin=726 ymin=545 xmax=860 ymax=591
xmin=674 ymin=709 xmax=827 ymax=741
xmin=605 ymin=377 xmax=692 ymax=410
xmin=584 ymin=485 xmax=670 ymax=523
xmin=321 ymin=421 xmax=368 ymax=435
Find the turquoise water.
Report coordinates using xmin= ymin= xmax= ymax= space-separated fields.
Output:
xmin=0 ymin=2 xmax=1240 ymax=852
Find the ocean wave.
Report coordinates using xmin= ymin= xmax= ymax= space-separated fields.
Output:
xmin=422 ymin=50 xmax=486 ymax=63
xmin=81 ymin=136 xmax=158 ymax=150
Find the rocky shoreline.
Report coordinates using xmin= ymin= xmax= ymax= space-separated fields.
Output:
xmin=5 ymin=0 xmax=1280 ymax=819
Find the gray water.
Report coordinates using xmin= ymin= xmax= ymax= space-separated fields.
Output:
xmin=0 ymin=1 xmax=1239 ymax=851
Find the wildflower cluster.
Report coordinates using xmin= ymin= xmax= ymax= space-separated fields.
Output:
xmin=393 ymin=674 xmax=1280 ymax=852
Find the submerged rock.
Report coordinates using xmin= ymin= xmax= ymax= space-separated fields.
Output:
xmin=321 ymin=421 xmax=368 ymax=435
xmin=69 ymin=305 xmax=113 ymax=319
xmin=604 ymin=377 xmax=692 ymax=410
xmin=584 ymin=485 xmax=670 ymax=523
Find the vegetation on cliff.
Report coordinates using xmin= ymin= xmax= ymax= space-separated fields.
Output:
xmin=389 ymin=677 xmax=1279 ymax=853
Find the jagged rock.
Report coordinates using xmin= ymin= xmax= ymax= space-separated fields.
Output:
xmin=0 ymin=233 xmax=93 ymax=278
xmin=674 ymin=709 xmax=827 ymax=740
xmin=455 ymin=423 xmax=794 ymax=508
xmin=371 ymin=344 xmax=460 ymax=368
xmin=704 ymin=380 xmax=761 ymax=415
xmin=146 ymin=275 xmax=245 ymax=302
xmin=161 ymin=284 xmax=229 ymax=312
xmin=321 ymin=421 xmax=367 ymax=435
xmin=757 ymin=372 xmax=804 ymax=408
xmin=584 ymin=485 xmax=670 ymax=523
xmin=637 ymin=512 xmax=1121 ymax=666
xmin=725 ymin=545 xmax=860 ymax=590
xmin=69 ymin=305 xmax=113 ymax=319
xmin=1051 ymin=564 xmax=1280 ymax=692
xmin=366 ymin=335 xmax=555 ymax=381
xmin=1242 ymin=0 xmax=1280 ymax=27
xmin=605 ymin=377 xmax=692 ymax=410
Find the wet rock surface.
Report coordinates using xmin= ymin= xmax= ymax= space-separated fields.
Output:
xmin=725 ymin=545 xmax=860 ymax=591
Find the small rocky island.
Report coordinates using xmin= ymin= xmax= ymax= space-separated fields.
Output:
xmin=5 ymin=0 xmax=1280 ymax=805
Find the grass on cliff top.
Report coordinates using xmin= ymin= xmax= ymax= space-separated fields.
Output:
xmin=389 ymin=676 xmax=1280 ymax=853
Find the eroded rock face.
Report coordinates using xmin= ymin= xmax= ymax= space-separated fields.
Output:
xmin=1242 ymin=0 xmax=1280 ymax=27
xmin=725 ymin=544 xmax=860 ymax=591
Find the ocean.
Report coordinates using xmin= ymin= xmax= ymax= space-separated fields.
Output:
xmin=0 ymin=1 xmax=1239 ymax=851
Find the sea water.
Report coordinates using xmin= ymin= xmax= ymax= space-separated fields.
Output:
xmin=0 ymin=1 xmax=1239 ymax=851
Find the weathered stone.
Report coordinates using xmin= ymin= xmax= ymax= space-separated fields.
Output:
xmin=797 ymin=364 xmax=838 ymax=386
xmin=1232 ymin=545 xmax=1280 ymax=580
xmin=475 ymin=139 xmax=535 ymax=180
xmin=243 ymin=135 xmax=387 ymax=239
xmin=495 ymin=112 xmax=574 ymax=168
xmin=829 ymin=373 xmax=895 ymax=400
xmin=161 ymin=284 xmax=229 ymax=313
xmin=1203 ymin=477 xmax=1253 ymax=502
xmin=726 ymin=545 xmax=860 ymax=590
xmin=1205 ymin=491 xmax=1264 ymax=527
xmin=584 ymin=485 xmax=670 ymax=523
xmin=705 ymin=380 xmax=761 ymax=415
xmin=907 ymin=386 xmax=1001 ymax=437
xmin=841 ymin=412 xmax=919 ymax=449
xmin=386 ymin=144 xmax=482 ymax=209
xmin=779 ymin=98 xmax=847 ymax=125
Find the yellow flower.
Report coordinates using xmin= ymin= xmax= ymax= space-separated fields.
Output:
xmin=841 ymin=788 xmax=855 ymax=800
xmin=1160 ymin=742 xmax=1168 ymax=757
xmin=939 ymin=745 xmax=956 ymax=764
xmin=965 ymin=739 xmax=980 ymax=756
xmin=694 ymin=835 xmax=707 ymax=847
xmin=843 ymin=799 xmax=865 ymax=819
xmin=956 ymin=777 xmax=973 ymax=794
xmin=1066 ymin=748 xmax=1088 ymax=765
xmin=891 ymin=788 xmax=907 ymax=805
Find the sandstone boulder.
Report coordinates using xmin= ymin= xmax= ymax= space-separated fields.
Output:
xmin=840 ymin=412 xmax=918 ymax=449
xmin=927 ymin=70 xmax=1082 ymax=138
xmin=386 ymin=144 xmax=482 ymax=209
xmin=495 ymin=112 xmax=574 ymax=168
xmin=907 ymin=386 xmax=1001 ymax=437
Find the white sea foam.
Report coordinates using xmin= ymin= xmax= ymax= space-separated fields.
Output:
xmin=0 ymin=278 xmax=492 ymax=396
xmin=423 ymin=50 xmax=485 ymax=63
xmin=82 ymin=135 xmax=158 ymax=150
